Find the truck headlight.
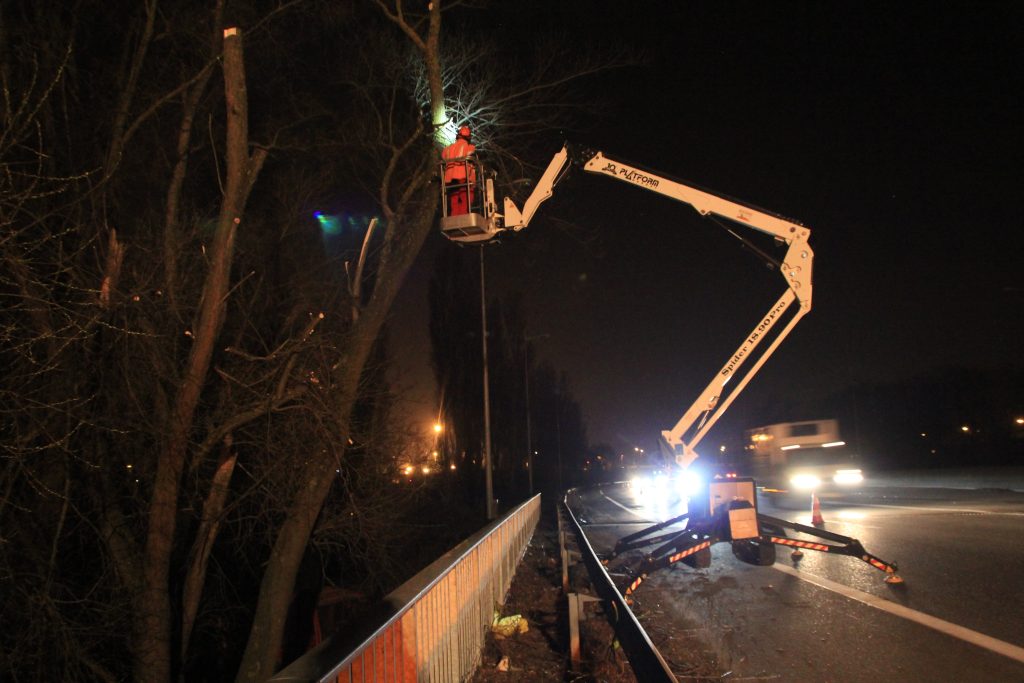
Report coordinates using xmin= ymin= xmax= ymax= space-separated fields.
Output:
xmin=833 ymin=469 xmax=863 ymax=485
xmin=789 ymin=473 xmax=821 ymax=490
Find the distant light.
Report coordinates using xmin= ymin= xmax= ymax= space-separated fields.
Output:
xmin=403 ymin=465 xmax=414 ymax=476
xmin=790 ymin=473 xmax=821 ymax=490
xmin=822 ymin=441 xmax=846 ymax=448
xmin=433 ymin=422 xmax=443 ymax=434
xmin=961 ymin=425 xmax=970 ymax=433
xmin=920 ymin=433 xmax=927 ymax=437
xmin=833 ymin=469 xmax=863 ymax=485
xmin=781 ymin=444 xmax=802 ymax=451
xmin=450 ymin=464 xmax=457 ymax=471
xmin=1016 ymin=418 xmax=1024 ymax=425
xmin=719 ymin=445 xmax=726 ymax=452
xmin=421 ymin=466 xmax=431 ymax=475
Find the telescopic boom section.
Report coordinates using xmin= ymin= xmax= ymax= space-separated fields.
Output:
xmin=578 ymin=153 xmax=813 ymax=470
xmin=443 ymin=145 xmax=813 ymax=472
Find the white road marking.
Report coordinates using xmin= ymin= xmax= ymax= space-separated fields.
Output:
xmin=772 ymin=563 xmax=1024 ymax=664
xmin=598 ymin=487 xmax=690 ymax=524
xmin=854 ymin=502 xmax=1024 ymax=517
xmin=598 ymin=488 xmax=656 ymax=522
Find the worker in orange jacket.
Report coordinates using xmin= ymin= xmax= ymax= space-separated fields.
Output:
xmin=442 ymin=125 xmax=477 ymax=215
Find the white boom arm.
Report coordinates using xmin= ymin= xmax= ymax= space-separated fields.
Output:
xmin=501 ymin=146 xmax=571 ymax=230
xmin=498 ymin=147 xmax=814 ymax=471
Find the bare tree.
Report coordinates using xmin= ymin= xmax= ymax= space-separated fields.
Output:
xmin=0 ymin=5 xmax=281 ymax=679
xmin=136 ymin=27 xmax=268 ymax=681
xmin=234 ymin=6 xmax=444 ymax=674
xmin=235 ymin=0 xmax=633 ymax=676
xmin=1 ymin=2 xmax=628 ymax=680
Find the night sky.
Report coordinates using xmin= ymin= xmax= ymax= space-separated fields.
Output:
xmin=390 ymin=3 xmax=1022 ymax=453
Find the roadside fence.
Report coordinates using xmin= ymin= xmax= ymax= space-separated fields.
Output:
xmin=270 ymin=494 xmax=541 ymax=683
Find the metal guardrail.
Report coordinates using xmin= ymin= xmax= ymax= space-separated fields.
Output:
xmin=270 ymin=494 xmax=541 ymax=683
xmin=562 ymin=488 xmax=678 ymax=682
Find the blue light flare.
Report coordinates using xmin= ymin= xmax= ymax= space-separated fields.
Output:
xmin=314 ymin=211 xmax=341 ymax=235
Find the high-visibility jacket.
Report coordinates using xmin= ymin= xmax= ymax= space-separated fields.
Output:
xmin=442 ymin=139 xmax=476 ymax=183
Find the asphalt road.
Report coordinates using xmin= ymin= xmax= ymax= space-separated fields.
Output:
xmin=573 ymin=470 xmax=1024 ymax=681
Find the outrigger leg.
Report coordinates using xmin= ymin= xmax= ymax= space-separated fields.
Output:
xmin=759 ymin=513 xmax=903 ymax=584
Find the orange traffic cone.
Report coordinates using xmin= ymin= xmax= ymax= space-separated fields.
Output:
xmin=811 ymin=492 xmax=824 ymax=526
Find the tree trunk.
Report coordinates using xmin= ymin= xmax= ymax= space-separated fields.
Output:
xmin=236 ymin=5 xmax=448 ymax=679
xmin=105 ymin=0 xmax=157 ymax=178
xmin=235 ymin=202 xmax=437 ymax=682
xmin=134 ymin=27 xmax=266 ymax=683
xmin=180 ymin=448 xmax=237 ymax=661
xmin=164 ymin=1 xmax=224 ymax=312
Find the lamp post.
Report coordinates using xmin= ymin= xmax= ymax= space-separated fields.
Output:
xmin=480 ymin=247 xmax=496 ymax=520
xmin=524 ymin=343 xmax=532 ymax=497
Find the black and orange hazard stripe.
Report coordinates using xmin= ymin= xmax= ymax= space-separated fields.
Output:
xmin=770 ymin=536 xmax=830 ymax=552
xmin=767 ymin=535 xmax=899 ymax=575
xmin=667 ymin=540 xmax=712 ymax=565
xmin=625 ymin=575 xmax=645 ymax=596
xmin=625 ymin=540 xmax=713 ymax=596
xmin=867 ymin=556 xmax=896 ymax=573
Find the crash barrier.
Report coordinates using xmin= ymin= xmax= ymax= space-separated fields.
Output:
xmin=561 ymin=488 xmax=678 ymax=683
xmin=270 ymin=494 xmax=541 ymax=683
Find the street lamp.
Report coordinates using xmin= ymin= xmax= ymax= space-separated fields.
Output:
xmin=480 ymin=247 xmax=496 ymax=520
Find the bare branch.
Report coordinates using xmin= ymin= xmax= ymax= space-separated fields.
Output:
xmin=372 ymin=0 xmax=428 ymax=54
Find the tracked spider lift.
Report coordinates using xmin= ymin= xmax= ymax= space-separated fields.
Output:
xmin=604 ymin=477 xmax=902 ymax=599
xmin=439 ymin=142 xmax=901 ymax=590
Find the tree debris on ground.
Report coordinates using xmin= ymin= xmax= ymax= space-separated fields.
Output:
xmin=472 ymin=511 xmax=733 ymax=681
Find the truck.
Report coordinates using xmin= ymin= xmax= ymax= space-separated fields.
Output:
xmin=744 ymin=419 xmax=864 ymax=504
